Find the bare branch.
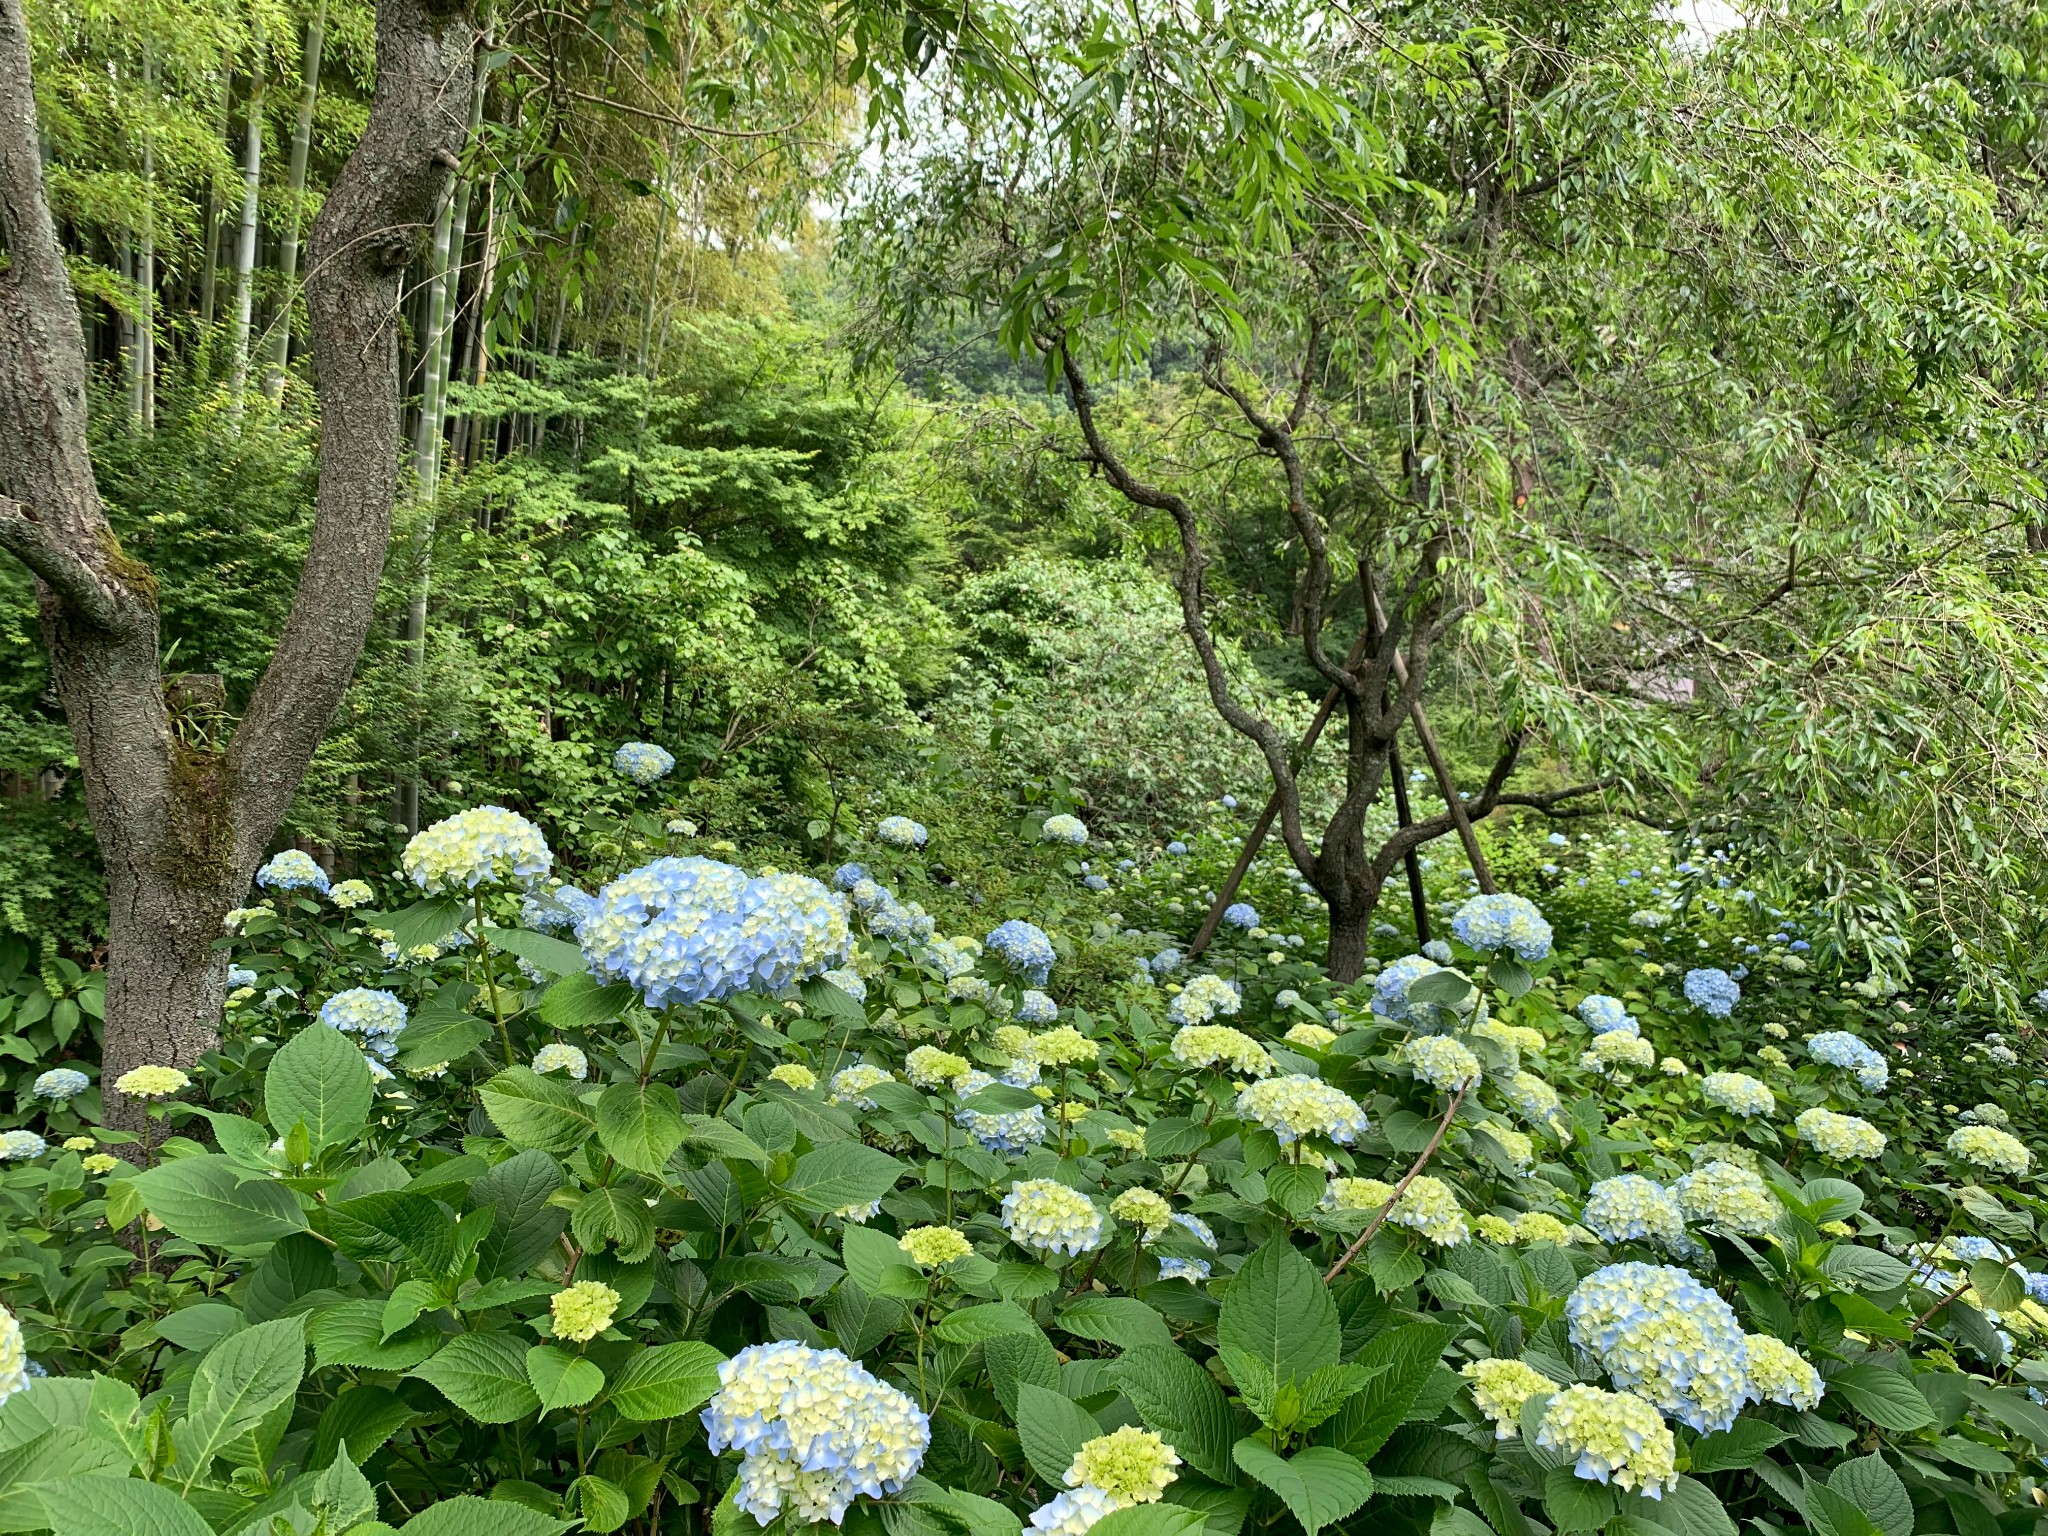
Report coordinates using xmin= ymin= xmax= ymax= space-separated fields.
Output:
xmin=0 ymin=498 xmax=125 ymax=630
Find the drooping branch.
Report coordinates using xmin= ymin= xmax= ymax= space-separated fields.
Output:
xmin=1058 ymin=340 xmax=1319 ymax=880
xmin=228 ymin=0 xmax=480 ymax=858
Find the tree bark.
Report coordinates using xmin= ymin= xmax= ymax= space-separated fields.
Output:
xmin=0 ymin=0 xmax=478 ymax=1126
xmin=1326 ymin=904 xmax=1374 ymax=985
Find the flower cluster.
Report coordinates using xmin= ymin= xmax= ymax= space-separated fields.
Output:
xmin=1672 ymin=1161 xmax=1781 ymax=1236
xmin=0 ymin=1306 xmax=24 ymax=1406
xmin=1700 ymin=1071 xmax=1773 ymax=1118
xmin=319 ymin=988 xmax=408 ymax=1061
xmin=900 ymin=1227 xmax=974 ymax=1267
xmin=1516 ymin=1211 xmax=1575 ymax=1244
xmin=329 ymin=878 xmax=374 ymax=909
xmin=1041 ymin=814 xmax=1089 ymax=846
xmin=403 ymin=806 xmax=553 ymax=893
xmin=1948 ymin=1124 xmax=2031 ymax=1178
xmin=1580 ymin=1176 xmax=1686 ymax=1249
xmin=1743 ymin=1333 xmax=1824 ymax=1410
xmin=703 ymin=1342 xmax=930 ymax=1526
xmin=532 ymin=1042 xmax=589 ymax=1079
xmin=1017 ymin=990 xmax=1059 ymax=1024
xmin=0 ymin=1131 xmax=45 ymax=1160
xmin=1065 ymin=1426 xmax=1179 ymax=1504
xmin=822 ymin=968 xmax=867 ymax=1002
xmin=1027 ymin=1026 xmax=1098 ymax=1068
xmin=876 ymin=816 xmax=928 ymax=848
xmin=1169 ymin=1025 xmax=1273 ymax=1077
xmin=904 ymin=1046 xmax=970 ymax=1090
xmin=1503 ymin=1070 xmax=1565 ymax=1131
xmin=1566 ymin=1263 xmax=1754 ymax=1432
xmin=1535 ymin=1385 xmax=1678 ymax=1497
xmin=830 ymin=1064 xmax=893 ymax=1108
xmin=1682 ymin=967 xmax=1740 ymax=1018
xmin=1235 ymin=1075 xmax=1369 ymax=1146
xmin=613 ymin=741 xmax=676 ymax=784
xmin=954 ymin=1071 xmax=1047 ymax=1153
xmin=1463 ymin=1357 xmax=1554 ymax=1438
xmin=769 ymin=1064 xmax=818 ymax=1091
xmin=1806 ymin=1030 xmax=1889 ymax=1091
xmin=550 ymin=1280 xmax=621 ymax=1342
xmin=985 ymin=919 xmax=1056 ymax=985
xmin=1452 ymin=893 xmax=1553 ymax=961
xmin=1285 ymin=1022 xmax=1336 ymax=1050
xmin=1577 ymin=995 xmax=1635 ymax=1035
xmin=1583 ymin=1032 xmax=1656 ymax=1076
xmin=256 ymin=849 xmax=330 ymax=893
xmin=1325 ymin=1175 xmax=1468 ymax=1245
xmin=1404 ymin=1034 xmax=1481 ymax=1091
xmin=1794 ymin=1108 xmax=1886 ymax=1160
xmin=1372 ymin=954 xmax=1444 ymax=1023
xmin=1001 ymin=1180 xmax=1106 ymax=1256
xmin=1222 ymin=902 xmax=1258 ymax=930
xmin=581 ymin=857 xmax=851 ymax=1007
xmin=1108 ymin=1188 xmax=1174 ymax=1241
xmin=32 ymin=1067 xmax=87 ymax=1101
xmin=115 ymin=1065 xmax=188 ymax=1099
xmin=1166 ymin=975 xmax=1243 ymax=1027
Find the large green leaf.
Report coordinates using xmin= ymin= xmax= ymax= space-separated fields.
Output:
xmin=321 ymin=1190 xmax=457 ymax=1276
xmin=1113 ymin=1345 xmax=1240 ymax=1485
xmin=1231 ymin=1442 xmax=1372 ymax=1536
xmin=596 ymin=1081 xmax=685 ymax=1174
xmin=469 ymin=1149 xmax=568 ymax=1279
xmin=1829 ymin=1454 xmax=1911 ymax=1536
xmin=129 ymin=1156 xmax=307 ymax=1246
xmin=572 ymin=1186 xmax=657 ymax=1262
xmin=1688 ymin=1420 xmax=1788 ymax=1472
xmin=45 ymin=1476 xmax=214 ymax=1536
xmin=398 ymin=1495 xmax=572 ymax=1536
xmin=607 ymin=1342 xmax=726 ymax=1420
xmin=778 ymin=1142 xmax=905 ymax=1215
xmin=311 ymin=1299 xmax=442 ymax=1371
xmin=526 ymin=1346 xmax=605 ymax=1413
xmin=1319 ymin=1321 xmax=1453 ymax=1460
xmin=1219 ymin=1239 xmax=1339 ymax=1386
xmin=984 ymin=1330 xmax=1061 ymax=1418
xmin=1088 ymin=1509 xmax=1208 ymax=1536
xmin=538 ymin=973 xmax=636 ymax=1031
xmin=482 ymin=926 xmax=588 ymax=975
xmin=1018 ymin=1383 xmax=1100 ymax=1488
xmin=1827 ymin=1364 xmax=1935 ymax=1432
xmin=480 ymin=1067 xmax=599 ymax=1153
xmin=170 ymin=1318 xmax=306 ymax=1477
xmin=1057 ymin=1296 xmax=1174 ymax=1351
xmin=263 ymin=1023 xmax=372 ymax=1151
xmin=411 ymin=1333 xmax=543 ymax=1423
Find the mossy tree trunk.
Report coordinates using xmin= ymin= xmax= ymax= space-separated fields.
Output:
xmin=0 ymin=0 xmax=480 ymax=1127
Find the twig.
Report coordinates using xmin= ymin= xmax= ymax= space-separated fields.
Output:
xmin=1325 ymin=1081 xmax=1471 ymax=1283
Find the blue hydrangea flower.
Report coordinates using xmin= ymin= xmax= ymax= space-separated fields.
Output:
xmin=702 ymin=1341 xmax=929 ymax=1525
xmin=1165 ymin=841 xmax=1188 ymax=856
xmin=1422 ymin=939 xmax=1453 ymax=963
xmin=1371 ymin=954 xmax=1444 ymax=1023
xmin=1017 ymin=990 xmax=1059 ymax=1025
xmin=1806 ymin=1030 xmax=1888 ymax=1091
xmin=1148 ymin=948 xmax=1183 ymax=975
xmin=613 ymin=741 xmax=676 ymax=784
xmin=1000 ymin=1179 xmax=1106 ymax=1256
xmin=31 ymin=1068 xmax=87 ymax=1102
xmin=1567 ymin=1263 xmax=1756 ymax=1433
xmin=1158 ymin=1257 xmax=1211 ymax=1283
xmin=1041 ymin=814 xmax=1089 ymax=846
xmin=1682 ymin=968 xmax=1740 ymax=1018
xmin=832 ymin=863 xmax=868 ymax=890
xmin=953 ymin=1070 xmax=1048 ymax=1153
xmin=521 ymin=883 xmax=596 ymax=936
xmin=1451 ymin=894 xmax=1553 ymax=961
xmin=256 ymin=849 xmax=329 ymax=894
xmin=986 ymin=920 xmax=1056 ymax=985
xmin=581 ymin=857 xmax=852 ymax=1007
xmin=876 ymin=817 xmax=927 ymax=848
xmin=1577 ymin=995 xmax=1636 ymax=1036
xmin=320 ymin=988 xmax=409 ymax=1061
xmin=1222 ymin=903 xmax=1258 ymax=930
xmin=227 ymin=966 xmax=259 ymax=989
xmin=1084 ymin=874 xmax=1109 ymax=891
xmin=1581 ymin=1175 xmax=1687 ymax=1249
xmin=0 ymin=1131 xmax=46 ymax=1161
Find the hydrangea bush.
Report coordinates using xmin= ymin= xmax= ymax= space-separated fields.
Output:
xmin=0 ymin=788 xmax=2043 ymax=1536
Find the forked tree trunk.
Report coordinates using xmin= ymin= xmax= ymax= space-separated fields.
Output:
xmin=0 ymin=0 xmax=478 ymax=1127
xmin=1326 ymin=906 xmax=1374 ymax=985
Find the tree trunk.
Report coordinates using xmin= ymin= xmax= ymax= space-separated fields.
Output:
xmin=0 ymin=0 xmax=478 ymax=1128
xmin=226 ymin=43 xmax=265 ymax=422
xmin=1326 ymin=904 xmax=1374 ymax=984
xmin=262 ymin=0 xmax=324 ymax=401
